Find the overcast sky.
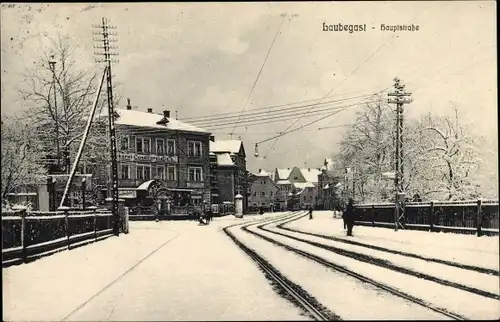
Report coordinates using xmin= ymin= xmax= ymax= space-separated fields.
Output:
xmin=1 ymin=2 xmax=497 ymax=173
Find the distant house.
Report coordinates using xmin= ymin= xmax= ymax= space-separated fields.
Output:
xmin=318 ymin=158 xmax=342 ymax=210
xmin=248 ymin=170 xmax=279 ymax=210
xmin=209 ymin=139 xmax=248 ymax=213
xmin=273 ymin=168 xmax=293 ymax=209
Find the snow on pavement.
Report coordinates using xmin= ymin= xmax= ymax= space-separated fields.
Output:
xmin=268 ymin=217 xmax=500 ymax=296
xmin=229 ymin=217 xmax=449 ymax=320
xmin=285 ymin=211 xmax=500 ymax=272
xmin=3 ymin=214 xmax=307 ymax=321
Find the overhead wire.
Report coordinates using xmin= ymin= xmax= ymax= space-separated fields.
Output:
xmin=262 ymin=9 xmax=427 ymax=160
xmin=230 ymin=13 xmax=288 ymax=136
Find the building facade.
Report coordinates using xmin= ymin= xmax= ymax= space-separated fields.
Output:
xmin=248 ymin=170 xmax=279 ymax=210
xmin=209 ymin=140 xmax=248 ymax=213
xmin=86 ymin=104 xmax=212 ymax=212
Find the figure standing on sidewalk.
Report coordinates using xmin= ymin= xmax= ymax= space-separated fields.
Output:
xmin=308 ymin=205 xmax=313 ymax=220
xmin=344 ymin=198 xmax=356 ymax=236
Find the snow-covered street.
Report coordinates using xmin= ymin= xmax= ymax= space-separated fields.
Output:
xmin=2 ymin=214 xmax=307 ymax=321
xmin=3 ymin=211 xmax=499 ymax=321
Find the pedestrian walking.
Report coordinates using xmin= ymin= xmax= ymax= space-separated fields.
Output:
xmin=343 ymin=198 xmax=356 ymax=236
xmin=308 ymin=205 xmax=313 ymax=219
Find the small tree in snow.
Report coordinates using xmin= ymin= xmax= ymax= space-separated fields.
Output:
xmin=1 ymin=117 xmax=46 ymax=203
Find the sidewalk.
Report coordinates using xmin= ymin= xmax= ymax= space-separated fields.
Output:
xmin=3 ymin=214 xmax=307 ymax=321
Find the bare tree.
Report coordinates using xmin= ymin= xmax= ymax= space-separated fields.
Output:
xmin=18 ymin=33 xmax=121 ymax=174
xmin=336 ymin=95 xmax=395 ymax=202
xmin=418 ymin=106 xmax=483 ymax=200
xmin=1 ymin=117 xmax=46 ymax=203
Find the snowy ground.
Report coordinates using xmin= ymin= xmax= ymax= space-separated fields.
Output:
xmin=285 ymin=211 xmax=500 ymax=271
xmin=2 ymin=213 xmax=307 ymax=321
xmin=255 ymin=212 xmax=500 ymax=319
xmin=3 ymin=211 xmax=499 ymax=321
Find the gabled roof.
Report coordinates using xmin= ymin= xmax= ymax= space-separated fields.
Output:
xmin=255 ymin=169 xmax=272 ymax=177
xmin=293 ymin=182 xmax=316 ymax=189
xmin=299 ymin=168 xmax=322 ymax=183
xmin=210 ymin=140 xmax=245 ymax=156
xmin=216 ymin=153 xmax=234 ymax=166
xmin=98 ymin=109 xmax=211 ymax=134
xmin=276 ymin=168 xmax=292 ymax=180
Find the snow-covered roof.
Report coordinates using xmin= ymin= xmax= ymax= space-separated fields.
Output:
xmin=209 ymin=140 xmax=242 ymax=154
xmin=98 ymin=108 xmax=211 ymax=134
xmin=276 ymin=168 xmax=292 ymax=180
xmin=299 ymin=168 xmax=322 ymax=183
xmin=216 ymin=153 xmax=234 ymax=166
xmin=323 ymin=184 xmax=330 ymax=189
xmin=276 ymin=180 xmax=292 ymax=185
xmin=295 ymin=188 xmax=305 ymax=195
xmin=256 ymin=169 xmax=272 ymax=177
xmin=293 ymin=182 xmax=316 ymax=189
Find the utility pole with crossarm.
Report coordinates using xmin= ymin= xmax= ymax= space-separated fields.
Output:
xmin=388 ymin=77 xmax=412 ymax=231
xmin=93 ymin=17 xmax=120 ymax=236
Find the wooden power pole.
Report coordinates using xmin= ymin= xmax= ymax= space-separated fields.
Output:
xmin=388 ymin=77 xmax=412 ymax=231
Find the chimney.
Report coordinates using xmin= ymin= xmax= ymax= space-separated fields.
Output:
xmin=163 ymin=110 xmax=170 ymax=118
xmin=147 ymin=108 xmax=153 ymax=113
xmin=209 ymin=135 xmax=215 ymax=142
xmin=308 ymin=168 xmax=311 ymax=171
xmin=258 ymin=169 xmax=262 ymax=173
xmin=126 ymin=98 xmax=132 ymax=110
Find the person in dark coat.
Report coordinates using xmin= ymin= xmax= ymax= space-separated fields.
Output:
xmin=308 ymin=205 xmax=313 ymax=219
xmin=343 ymin=198 xmax=356 ymax=236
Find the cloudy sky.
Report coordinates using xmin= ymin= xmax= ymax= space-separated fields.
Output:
xmin=1 ymin=2 xmax=497 ymax=173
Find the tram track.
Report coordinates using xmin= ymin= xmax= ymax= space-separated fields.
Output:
xmin=256 ymin=220 xmax=500 ymax=300
xmin=223 ymin=212 xmax=339 ymax=321
xmin=234 ymin=212 xmax=469 ymax=320
xmin=276 ymin=216 xmax=499 ymax=277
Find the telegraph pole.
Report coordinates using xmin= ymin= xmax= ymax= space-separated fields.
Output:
xmin=94 ymin=17 xmax=120 ymax=236
xmin=388 ymin=77 xmax=412 ymax=231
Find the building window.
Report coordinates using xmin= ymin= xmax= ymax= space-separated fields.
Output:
xmin=261 ymin=192 xmax=265 ymax=196
xmin=253 ymin=192 xmax=256 ymax=197
xmin=120 ymin=136 xmax=129 ymax=151
xmin=156 ymin=138 xmax=165 ymax=155
xmin=120 ymin=164 xmax=130 ymax=179
xmin=136 ymin=165 xmax=144 ymax=180
xmin=188 ymin=141 xmax=202 ymax=156
xmin=136 ymin=138 xmax=143 ymax=153
xmin=167 ymin=165 xmax=177 ymax=181
xmin=188 ymin=166 xmax=203 ymax=181
xmin=136 ymin=164 xmax=151 ymax=181
xmin=270 ymin=191 xmax=273 ymax=196
xmin=144 ymin=166 xmax=151 ymax=180
xmin=144 ymin=138 xmax=151 ymax=153
xmin=167 ymin=139 xmax=176 ymax=155
xmin=156 ymin=166 xmax=165 ymax=180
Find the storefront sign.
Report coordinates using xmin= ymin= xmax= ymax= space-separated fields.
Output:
xmin=118 ymin=189 xmax=137 ymax=198
xmin=118 ymin=153 xmax=178 ymax=163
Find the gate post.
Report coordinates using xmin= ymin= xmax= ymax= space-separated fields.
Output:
xmin=476 ymin=199 xmax=483 ymax=237
xmin=13 ymin=205 xmax=28 ymax=263
xmin=371 ymin=204 xmax=375 ymax=227
xmin=58 ymin=206 xmax=71 ymax=249
xmin=124 ymin=206 xmax=130 ymax=234
xmin=429 ymin=201 xmax=435 ymax=232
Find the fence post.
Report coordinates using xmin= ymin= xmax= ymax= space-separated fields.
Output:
xmin=371 ymin=204 xmax=375 ymax=227
xmin=58 ymin=206 xmax=71 ymax=250
xmin=476 ymin=199 xmax=483 ymax=237
xmin=13 ymin=206 xmax=28 ymax=263
xmin=88 ymin=206 xmax=98 ymax=242
xmin=429 ymin=201 xmax=435 ymax=233
xmin=124 ymin=206 xmax=130 ymax=234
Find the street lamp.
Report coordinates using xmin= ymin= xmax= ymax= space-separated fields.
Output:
xmin=48 ymin=55 xmax=60 ymax=172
